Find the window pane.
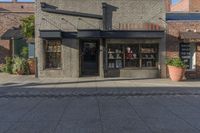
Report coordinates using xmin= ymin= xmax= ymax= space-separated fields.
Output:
xmin=108 ymin=44 xmax=123 ymax=69
xmin=141 ymin=44 xmax=158 ymax=68
xmin=125 ymin=45 xmax=140 ymax=67
xmin=44 ymin=40 xmax=61 ymax=69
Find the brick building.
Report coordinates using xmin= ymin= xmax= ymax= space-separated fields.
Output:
xmin=166 ymin=13 xmax=200 ymax=78
xmin=171 ymin=0 xmax=200 ymax=12
xmin=0 ymin=0 xmax=34 ymax=64
xmin=35 ymin=0 xmax=167 ymax=78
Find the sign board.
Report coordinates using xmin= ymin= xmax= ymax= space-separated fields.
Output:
xmin=179 ymin=43 xmax=190 ymax=69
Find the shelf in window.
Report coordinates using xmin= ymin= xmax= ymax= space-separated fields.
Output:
xmin=125 ymin=58 xmax=139 ymax=60
xmin=108 ymin=58 xmax=123 ymax=60
xmin=142 ymin=58 xmax=156 ymax=59
xmin=108 ymin=52 xmax=123 ymax=54
xmin=46 ymin=51 xmax=61 ymax=53
xmin=141 ymin=67 xmax=158 ymax=69
xmin=141 ymin=52 xmax=157 ymax=54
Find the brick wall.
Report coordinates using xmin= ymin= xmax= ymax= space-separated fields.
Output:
xmin=167 ymin=21 xmax=200 ymax=78
xmin=0 ymin=0 xmax=34 ymax=64
xmin=165 ymin=0 xmax=171 ymax=12
xmin=190 ymin=0 xmax=200 ymax=12
xmin=171 ymin=0 xmax=189 ymax=12
xmin=171 ymin=0 xmax=200 ymax=12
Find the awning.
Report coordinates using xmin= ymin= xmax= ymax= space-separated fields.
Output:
xmin=78 ymin=30 xmax=164 ymax=38
xmin=180 ymin=32 xmax=200 ymax=42
xmin=39 ymin=30 xmax=165 ymax=39
xmin=40 ymin=30 xmax=62 ymax=38
xmin=1 ymin=28 xmax=23 ymax=40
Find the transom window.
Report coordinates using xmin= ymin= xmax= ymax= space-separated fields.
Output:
xmin=44 ymin=39 xmax=61 ymax=69
xmin=107 ymin=44 xmax=159 ymax=69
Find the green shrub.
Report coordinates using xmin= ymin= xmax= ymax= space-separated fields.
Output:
xmin=12 ymin=57 xmax=30 ymax=75
xmin=3 ymin=57 xmax=13 ymax=74
xmin=21 ymin=15 xmax=35 ymax=39
xmin=166 ymin=58 xmax=186 ymax=68
xmin=0 ymin=64 xmax=4 ymax=72
xmin=20 ymin=47 xmax=29 ymax=59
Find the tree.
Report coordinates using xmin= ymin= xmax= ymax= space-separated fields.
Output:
xmin=21 ymin=15 xmax=35 ymax=41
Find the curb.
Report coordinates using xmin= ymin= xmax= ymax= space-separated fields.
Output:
xmin=0 ymin=91 xmax=200 ymax=98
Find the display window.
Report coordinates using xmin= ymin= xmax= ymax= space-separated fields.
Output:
xmin=108 ymin=45 xmax=123 ymax=69
xmin=44 ymin=39 xmax=62 ymax=69
xmin=125 ymin=45 xmax=140 ymax=67
xmin=107 ymin=44 xmax=159 ymax=69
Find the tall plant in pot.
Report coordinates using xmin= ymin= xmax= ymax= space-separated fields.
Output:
xmin=21 ymin=15 xmax=35 ymax=74
xmin=166 ymin=58 xmax=186 ymax=81
xmin=12 ymin=57 xmax=30 ymax=75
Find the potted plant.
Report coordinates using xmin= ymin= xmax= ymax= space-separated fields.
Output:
xmin=21 ymin=15 xmax=35 ymax=74
xmin=166 ymin=58 xmax=186 ymax=81
xmin=12 ymin=57 xmax=30 ymax=75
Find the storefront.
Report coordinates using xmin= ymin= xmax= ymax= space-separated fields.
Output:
xmin=179 ymin=32 xmax=200 ymax=78
xmin=39 ymin=30 xmax=165 ymax=78
xmin=166 ymin=13 xmax=200 ymax=79
xmin=36 ymin=0 xmax=167 ymax=78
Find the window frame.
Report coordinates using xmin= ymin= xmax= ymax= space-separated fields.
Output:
xmin=43 ymin=39 xmax=62 ymax=70
xmin=107 ymin=43 xmax=159 ymax=70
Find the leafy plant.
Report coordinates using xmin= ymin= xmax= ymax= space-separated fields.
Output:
xmin=166 ymin=58 xmax=186 ymax=68
xmin=20 ymin=46 xmax=29 ymax=59
xmin=0 ymin=64 xmax=4 ymax=72
xmin=2 ymin=57 xmax=13 ymax=74
xmin=21 ymin=15 xmax=35 ymax=39
xmin=12 ymin=57 xmax=30 ymax=75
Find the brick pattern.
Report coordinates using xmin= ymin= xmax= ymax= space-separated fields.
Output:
xmin=0 ymin=1 xmax=34 ymax=64
xmin=167 ymin=21 xmax=200 ymax=78
xmin=171 ymin=0 xmax=189 ymax=12
xmin=0 ymin=2 xmax=34 ymax=12
xmin=171 ymin=0 xmax=200 ymax=12
xmin=190 ymin=0 xmax=200 ymax=12
xmin=165 ymin=0 xmax=171 ymax=12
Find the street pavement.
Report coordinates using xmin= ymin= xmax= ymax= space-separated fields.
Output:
xmin=0 ymin=73 xmax=200 ymax=133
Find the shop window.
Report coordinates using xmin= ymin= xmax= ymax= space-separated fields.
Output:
xmin=125 ymin=45 xmax=140 ymax=67
xmin=141 ymin=44 xmax=158 ymax=68
xmin=107 ymin=44 xmax=159 ymax=69
xmin=108 ymin=45 xmax=123 ymax=69
xmin=180 ymin=43 xmax=196 ymax=70
xmin=44 ymin=39 xmax=61 ymax=69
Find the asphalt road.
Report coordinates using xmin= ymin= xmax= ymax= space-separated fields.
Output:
xmin=1 ymin=95 xmax=200 ymax=133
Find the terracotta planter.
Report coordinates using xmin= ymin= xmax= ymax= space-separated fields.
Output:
xmin=28 ymin=59 xmax=35 ymax=74
xmin=168 ymin=65 xmax=185 ymax=81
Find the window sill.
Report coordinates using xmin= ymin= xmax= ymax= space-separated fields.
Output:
xmin=44 ymin=68 xmax=62 ymax=71
xmin=108 ymin=67 xmax=158 ymax=70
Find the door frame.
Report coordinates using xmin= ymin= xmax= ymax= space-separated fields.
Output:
xmin=79 ymin=39 xmax=100 ymax=76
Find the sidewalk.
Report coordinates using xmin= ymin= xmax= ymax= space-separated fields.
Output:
xmin=0 ymin=73 xmax=200 ymax=97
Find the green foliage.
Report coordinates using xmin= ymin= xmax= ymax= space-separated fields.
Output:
xmin=20 ymin=46 xmax=29 ymax=59
xmin=166 ymin=58 xmax=186 ymax=68
xmin=2 ymin=57 xmax=13 ymax=74
xmin=12 ymin=57 xmax=30 ymax=75
xmin=21 ymin=15 xmax=35 ymax=39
